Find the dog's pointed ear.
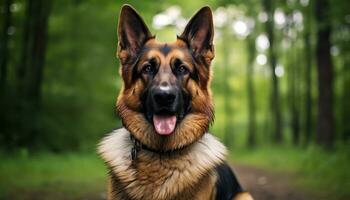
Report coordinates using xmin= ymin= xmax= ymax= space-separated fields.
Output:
xmin=117 ymin=5 xmax=152 ymax=64
xmin=180 ymin=6 xmax=214 ymax=65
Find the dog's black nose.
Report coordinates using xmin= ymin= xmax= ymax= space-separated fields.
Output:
xmin=153 ymin=87 xmax=176 ymax=107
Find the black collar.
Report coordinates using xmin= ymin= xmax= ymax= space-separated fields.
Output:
xmin=129 ymin=134 xmax=187 ymax=160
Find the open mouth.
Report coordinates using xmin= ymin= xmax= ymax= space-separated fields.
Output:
xmin=152 ymin=111 xmax=177 ymax=135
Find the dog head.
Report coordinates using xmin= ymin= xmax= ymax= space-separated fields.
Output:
xmin=116 ymin=5 xmax=215 ymax=151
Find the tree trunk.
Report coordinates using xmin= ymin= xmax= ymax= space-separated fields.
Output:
xmin=15 ymin=0 xmax=51 ymax=148
xmin=17 ymin=0 xmax=33 ymax=91
xmin=287 ymin=38 xmax=300 ymax=146
xmin=222 ymin=26 xmax=234 ymax=147
xmin=315 ymin=0 xmax=334 ymax=150
xmin=342 ymin=57 xmax=350 ymax=142
xmin=17 ymin=0 xmax=51 ymax=107
xmin=293 ymin=44 xmax=301 ymax=145
xmin=304 ymin=32 xmax=313 ymax=144
xmin=246 ymin=35 xmax=256 ymax=147
xmin=0 ymin=0 xmax=13 ymax=91
xmin=303 ymin=0 xmax=313 ymax=145
xmin=263 ymin=0 xmax=283 ymax=143
xmin=26 ymin=0 xmax=51 ymax=107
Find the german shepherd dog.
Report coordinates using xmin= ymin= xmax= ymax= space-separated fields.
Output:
xmin=98 ymin=4 xmax=253 ymax=200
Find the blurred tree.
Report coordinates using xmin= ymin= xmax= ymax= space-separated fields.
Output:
xmin=15 ymin=0 xmax=51 ymax=147
xmin=245 ymin=3 xmax=258 ymax=148
xmin=315 ymin=0 xmax=334 ymax=149
xmin=285 ymin=6 xmax=301 ymax=146
xmin=331 ymin=0 xmax=350 ymax=143
xmin=17 ymin=0 xmax=31 ymax=93
xmin=286 ymin=35 xmax=300 ymax=145
xmin=20 ymin=0 xmax=51 ymax=107
xmin=342 ymin=56 xmax=350 ymax=142
xmin=246 ymin=33 xmax=256 ymax=147
xmin=302 ymin=0 xmax=314 ymax=145
xmin=263 ymin=0 xmax=283 ymax=143
xmin=0 ymin=0 xmax=13 ymax=91
xmin=222 ymin=25 xmax=235 ymax=147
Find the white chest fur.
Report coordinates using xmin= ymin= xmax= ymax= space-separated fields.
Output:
xmin=98 ymin=128 xmax=227 ymax=200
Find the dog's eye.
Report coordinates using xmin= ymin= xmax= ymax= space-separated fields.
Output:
xmin=177 ymin=64 xmax=189 ymax=74
xmin=142 ymin=64 xmax=154 ymax=74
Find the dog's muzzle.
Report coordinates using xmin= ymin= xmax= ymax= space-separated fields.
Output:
xmin=147 ymin=85 xmax=182 ymax=136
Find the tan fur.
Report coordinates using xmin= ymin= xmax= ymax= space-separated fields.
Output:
xmin=98 ymin=128 xmax=226 ymax=200
xmin=232 ymin=192 xmax=254 ymax=200
xmin=116 ymin=38 xmax=214 ymax=151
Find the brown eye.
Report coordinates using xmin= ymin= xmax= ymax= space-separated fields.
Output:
xmin=177 ymin=64 xmax=188 ymax=74
xmin=142 ymin=64 xmax=153 ymax=74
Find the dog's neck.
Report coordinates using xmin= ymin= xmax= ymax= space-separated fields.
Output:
xmin=99 ymin=127 xmax=226 ymax=161
xmin=129 ymin=134 xmax=190 ymax=160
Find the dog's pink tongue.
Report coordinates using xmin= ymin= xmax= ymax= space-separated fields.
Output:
xmin=153 ymin=115 xmax=177 ymax=135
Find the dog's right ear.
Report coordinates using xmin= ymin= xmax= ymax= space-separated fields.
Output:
xmin=117 ymin=5 xmax=152 ymax=65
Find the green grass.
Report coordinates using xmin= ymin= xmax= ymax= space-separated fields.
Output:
xmin=0 ymin=152 xmax=107 ymax=199
xmin=230 ymin=145 xmax=350 ymax=200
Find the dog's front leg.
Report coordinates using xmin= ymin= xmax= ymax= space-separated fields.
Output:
xmin=233 ymin=192 xmax=254 ymax=200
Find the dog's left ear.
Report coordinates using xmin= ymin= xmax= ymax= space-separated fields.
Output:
xmin=180 ymin=6 xmax=214 ymax=65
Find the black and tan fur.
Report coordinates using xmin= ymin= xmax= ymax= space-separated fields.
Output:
xmin=98 ymin=4 xmax=253 ymax=200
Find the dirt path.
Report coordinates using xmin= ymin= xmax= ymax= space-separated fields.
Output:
xmin=232 ymin=164 xmax=311 ymax=200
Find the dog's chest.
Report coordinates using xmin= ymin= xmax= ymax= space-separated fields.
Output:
xmin=110 ymin=153 xmax=217 ymax=200
xmin=98 ymin=128 xmax=226 ymax=200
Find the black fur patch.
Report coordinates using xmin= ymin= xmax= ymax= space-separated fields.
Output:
xmin=215 ymin=162 xmax=243 ymax=200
